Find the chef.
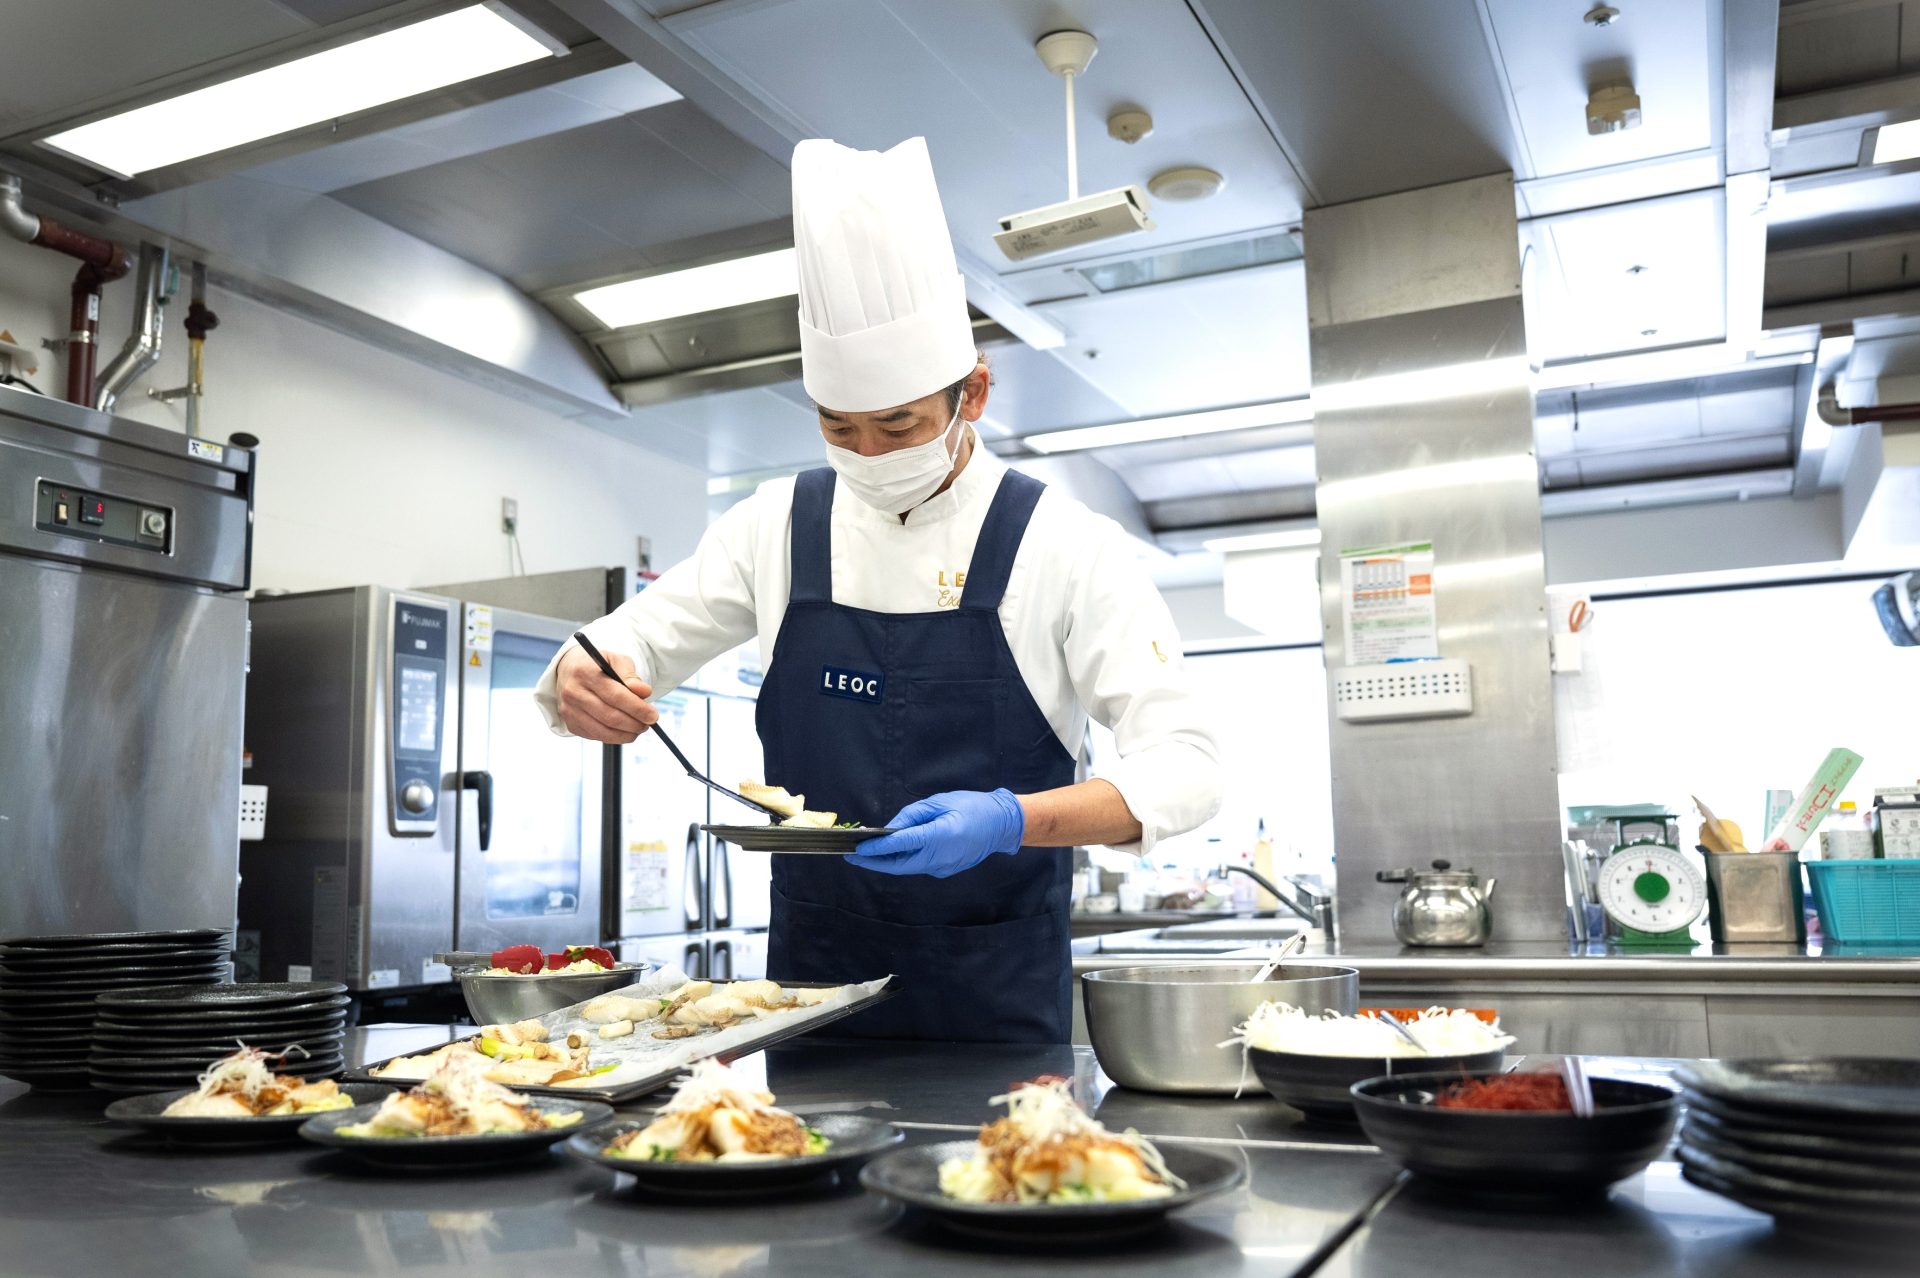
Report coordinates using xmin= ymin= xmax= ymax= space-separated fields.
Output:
xmin=536 ymin=137 xmax=1221 ymax=1043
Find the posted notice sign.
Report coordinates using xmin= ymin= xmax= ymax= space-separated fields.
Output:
xmin=1339 ymin=541 xmax=1438 ymax=664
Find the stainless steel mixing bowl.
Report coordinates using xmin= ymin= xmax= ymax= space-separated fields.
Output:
xmin=1082 ymin=963 xmax=1359 ymax=1095
xmin=456 ymin=964 xmax=650 ymax=1025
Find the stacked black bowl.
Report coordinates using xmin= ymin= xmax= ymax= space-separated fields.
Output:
xmin=1676 ymin=1058 xmax=1920 ymax=1252
xmin=0 ymin=929 xmax=232 ymax=1092
xmin=86 ymin=981 xmax=351 ymax=1095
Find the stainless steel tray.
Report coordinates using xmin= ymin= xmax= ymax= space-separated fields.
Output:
xmin=703 ymin=824 xmax=894 ymax=853
xmin=345 ymin=979 xmax=896 ymax=1105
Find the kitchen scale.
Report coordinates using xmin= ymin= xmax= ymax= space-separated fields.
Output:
xmin=1595 ymin=839 xmax=1707 ymax=946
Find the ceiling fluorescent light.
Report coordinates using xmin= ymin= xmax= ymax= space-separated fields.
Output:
xmin=1202 ymin=528 xmax=1322 ymax=553
xmin=575 ymin=248 xmax=797 ymax=330
xmin=1023 ymin=398 xmax=1313 ymax=455
xmin=1872 ymin=118 xmax=1920 ymax=166
xmin=1536 ymin=345 xmax=1811 ymax=392
xmin=39 ymin=6 xmax=555 ymax=177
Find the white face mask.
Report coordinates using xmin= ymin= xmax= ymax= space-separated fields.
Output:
xmin=824 ymin=397 xmax=966 ymax=514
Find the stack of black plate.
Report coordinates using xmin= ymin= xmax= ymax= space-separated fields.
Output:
xmin=87 ymin=981 xmax=350 ymax=1095
xmin=0 ymin=929 xmax=232 ymax=1092
xmin=1676 ymin=1058 xmax=1920 ymax=1251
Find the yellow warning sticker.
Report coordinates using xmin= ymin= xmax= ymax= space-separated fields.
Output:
xmin=468 ymin=651 xmax=482 ymax=667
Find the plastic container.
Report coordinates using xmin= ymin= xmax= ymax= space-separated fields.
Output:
xmin=1818 ymin=802 xmax=1876 ymax=861
xmin=1805 ymin=861 xmax=1920 ymax=943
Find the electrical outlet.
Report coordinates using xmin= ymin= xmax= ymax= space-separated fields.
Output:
xmin=501 ymin=497 xmax=518 ymax=534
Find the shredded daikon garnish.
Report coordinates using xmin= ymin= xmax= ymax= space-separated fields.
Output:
xmin=986 ymin=1078 xmax=1184 ymax=1191
xmin=1225 ymin=1003 xmax=1514 ymax=1058
xmin=190 ymin=1044 xmax=307 ymax=1099
xmin=653 ymin=1058 xmax=785 ymax=1118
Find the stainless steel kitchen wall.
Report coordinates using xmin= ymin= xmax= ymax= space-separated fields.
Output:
xmin=1305 ymin=174 xmax=1566 ymax=944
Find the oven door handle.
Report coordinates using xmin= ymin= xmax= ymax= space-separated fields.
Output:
xmin=459 ymin=770 xmax=493 ymax=852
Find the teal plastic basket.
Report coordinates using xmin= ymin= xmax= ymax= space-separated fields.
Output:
xmin=1805 ymin=861 xmax=1920 ymax=943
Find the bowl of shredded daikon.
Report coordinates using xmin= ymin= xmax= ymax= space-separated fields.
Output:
xmin=1228 ymin=1004 xmax=1514 ymax=1122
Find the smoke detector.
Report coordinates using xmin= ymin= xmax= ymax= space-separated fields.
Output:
xmin=1586 ymin=82 xmax=1642 ymax=135
xmin=1148 ymin=166 xmax=1225 ymax=201
xmin=1108 ymin=108 xmax=1153 ymax=144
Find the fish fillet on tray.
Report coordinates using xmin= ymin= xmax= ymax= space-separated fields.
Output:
xmin=349 ymin=969 xmax=894 ymax=1105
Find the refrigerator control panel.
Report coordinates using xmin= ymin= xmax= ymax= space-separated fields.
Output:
xmin=35 ymin=479 xmax=171 ymax=553
xmin=390 ymin=600 xmax=449 ymax=833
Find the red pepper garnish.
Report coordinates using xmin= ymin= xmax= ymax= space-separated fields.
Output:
xmin=490 ymin=944 xmax=542 ymax=974
xmin=1434 ymin=1073 xmax=1573 ymax=1112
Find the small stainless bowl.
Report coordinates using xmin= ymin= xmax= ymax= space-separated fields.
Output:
xmin=1082 ymin=963 xmax=1358 ymax=1095
xmin=455 ymin=964 xmax=650 ymax=1026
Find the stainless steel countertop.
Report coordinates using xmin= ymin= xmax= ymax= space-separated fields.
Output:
xmin=1073 ymin=936 xmax=1920 ymax=984
xmin=0 ymin=1028 xmax=1810 ymax=1277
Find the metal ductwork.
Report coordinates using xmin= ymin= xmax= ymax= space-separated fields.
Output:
xmin=0 ymin=173 xmax=39 ymax=243
xmin=93 ymin=243 xmax=171 ymax=414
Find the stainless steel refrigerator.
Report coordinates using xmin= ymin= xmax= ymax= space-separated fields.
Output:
xmin=240 ymin=587 xmax=600 ymax=990
xmin=424 ymin=568 xmax=773 ymax=978
xmin=0 ymin=385 xmax=254 ymax=937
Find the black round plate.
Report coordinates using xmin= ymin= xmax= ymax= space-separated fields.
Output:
xmin=1682 ymin=1124 xmax=1920 ymax=1192
xmin=1678 ymin=1058 xmax=1920 ymax=1124
xmin=299 ymin=1098 xmax=614 ymax=1169
xmin=702 ymin=824 xmax=895 ymax=853
xmin=568 ymin=1113 xmax=902 ymax=1195
xmin=94 ymin=997 xmax=351 ymax=1026
xmin=0 ymin=963 xmax=231 ymax=989
xmin=0 ymin=929 xmax=229 ymax=950
xmin=105 ymin=1082 xmax=393 ymax=1143
xmin=858 ymin=1139 xmax=1244 ymax=1242
xmin=1676 ymin=1143 xmax=1920 ymax=1214
xmin=8 ymin=1071 xmax=99 ymax=1092
xmin=95 ymin=981 xmax=346 ymax=1011
xmin=1680 ymin=1161 xmax=1920 ymax=1253
xmin=88 ymin=1028 xmax=345 ymax=1051
xmin=1247 ymin=1047 xmax=1507 ymax=1122
xmin=89 ymin=1043 xmax=345 ymax=1066
xmin=1350 ymin=1071 xmax=1679 ymax=1194
xmin=0 ymin=974 xmax=224 ymax=999
xmin=1681 ymin=1086 xmax=1920 ymax=1143
xmin=1681 ymin=1105 xmax=1920 ymax=1169
xmin=0 ymin=949 xmax=228 ymax=972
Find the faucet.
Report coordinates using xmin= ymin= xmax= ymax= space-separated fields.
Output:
xmin=1219 ymin=865 xmax=1335 ymax=936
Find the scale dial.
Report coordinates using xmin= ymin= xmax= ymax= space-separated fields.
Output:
xmin=1597 ymin=844 xmax=1706 ymax=934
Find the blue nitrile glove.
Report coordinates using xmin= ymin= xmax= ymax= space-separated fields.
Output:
xmin=845 ymin=789 xmax=1026 ymax=879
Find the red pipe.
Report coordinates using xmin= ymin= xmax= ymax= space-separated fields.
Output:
xmin=16 ymin=201 xmax=131 ymax=406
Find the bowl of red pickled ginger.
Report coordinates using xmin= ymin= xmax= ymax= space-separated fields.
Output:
xmin=1350 ymin=1070 xmax=1679 ymax=1194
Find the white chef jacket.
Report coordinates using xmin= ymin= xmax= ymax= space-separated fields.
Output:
xmin=532 ymin=438 xmax=1222 ymax=857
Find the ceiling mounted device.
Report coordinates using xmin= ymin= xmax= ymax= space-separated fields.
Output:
xmin=994 ymin=29 xmax=1155 ymax=262
xmin=1586 ymin=82 xmax=1643 ymax=135
xmin=1148 ymin=166 xmax=1224 ymax=202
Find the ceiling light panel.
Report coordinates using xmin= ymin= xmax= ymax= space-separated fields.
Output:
xmin=574 ymin=248 xmax=797 ymax=330
xmin=40 ymin=6 xmax=555 ymax=177
xmin=1872 ymin=119 xmax=1920 ymax=166
xmin=1023 ymin=398 xmax=1314 ymax=454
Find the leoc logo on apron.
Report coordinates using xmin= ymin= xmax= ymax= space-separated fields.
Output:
xmin=819 ymin=664 xmax=885 ymax=704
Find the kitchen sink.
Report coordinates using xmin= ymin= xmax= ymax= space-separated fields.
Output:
xmin=1092 ymin=918 xmax=1308 ymax=957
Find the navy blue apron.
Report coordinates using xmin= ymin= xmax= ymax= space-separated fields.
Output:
xmin=759 ymin=467 xmax=1077 ymax=1043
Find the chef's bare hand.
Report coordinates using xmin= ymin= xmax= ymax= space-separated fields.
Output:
xmin=555 ymin=644 xmax=659 ymax=743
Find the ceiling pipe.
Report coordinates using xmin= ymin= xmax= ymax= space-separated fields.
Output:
xmin=94 ymin=242 xmax=170 ymax=414
xmin=1818 ymin=385 xmax=1920 ymax=427
xmin=0 ymin=172 xmax=133 ymax=406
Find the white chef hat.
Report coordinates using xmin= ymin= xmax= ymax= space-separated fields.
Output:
xmin=792 ymin=136 xmax=977 ymax=413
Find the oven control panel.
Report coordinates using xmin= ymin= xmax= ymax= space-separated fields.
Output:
xmin=390 ymin=599 xmax=449 ymax=833
xmin=36 ymin=480 xmax=171 ymax=553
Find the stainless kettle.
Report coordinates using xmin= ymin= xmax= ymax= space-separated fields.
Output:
xmin=1375 ymin=860 xmax=1497 ymax=947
